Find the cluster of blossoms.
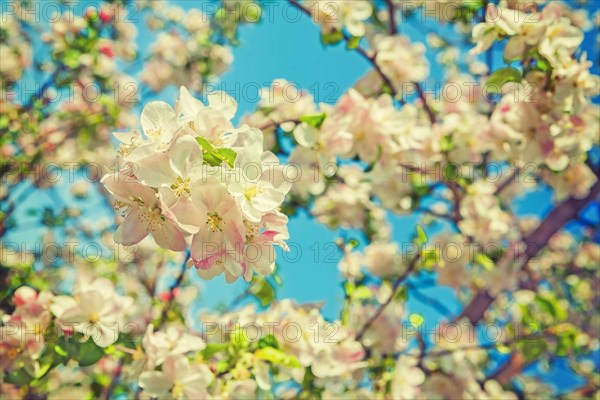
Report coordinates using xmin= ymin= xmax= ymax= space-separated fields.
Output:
xmin=201 ymin=299 xmax=366 ymax=397
xmin=0 ymin=13 xmax=31 ymax=93
xmin=1 ymin=5 xmax=139 ymax=197
xmin=472 ymin=2 xmax=599 ymax=191
xmin=42 ymin=6 xmax=137 ymax=78
xmin=357 ymin=34 xmax=430 ymax=96
xmin=1 ymin=287 xmax=52 ymax=376
xmin=102 ymin=87 xmax=291 ymax=282
xmin=141 ymin=6 xmax=232 ymax=92
xmin=304 ymin=0 xmax=373 ymax=37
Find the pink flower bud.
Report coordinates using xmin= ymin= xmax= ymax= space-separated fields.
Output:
xmin=14 ymin=286 xmax=37 ymax=306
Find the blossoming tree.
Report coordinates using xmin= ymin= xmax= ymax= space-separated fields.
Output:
xmin=1 ymin=0 xmax=599 ymax=399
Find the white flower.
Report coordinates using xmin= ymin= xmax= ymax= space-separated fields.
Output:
xmin=138 ymin=355 xmax=213 ymax=399
xmin=391 ymin=355 xmax=425 ymax=399
xmin=50 ymin=278 xmax=133 ymax=347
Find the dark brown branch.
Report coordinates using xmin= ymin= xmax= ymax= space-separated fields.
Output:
xmin=385 ymin=0 xmax=397 ymax=34
xmin=459 ymin=179 xmax=600 ymax=324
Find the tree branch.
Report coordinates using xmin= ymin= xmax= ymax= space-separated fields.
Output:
xmin=459 ymin=179 xmax=600 ymax=324
xmin=356 ymin=254 xmax=420 ymax=341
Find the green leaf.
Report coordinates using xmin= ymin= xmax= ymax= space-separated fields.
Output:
xmin=521 ymin=336 xmax=547 ymax=362
xmin=344 ymin=281 xmax=355 ymax=296
xmin=346 ymin=36 xmax=361 ymax=49
xmin=78 ymin=340 xmax=104 ymax=366
xmin=534 ymin=294 xmax=567 ymax=321
xmin=213 ymin=147 xmax=237 ymax=168
xmin=353 ymin=285 xmax=372 ymax=300
xmin=258 ymin=334 xmax=279 ymax=349
xmin=255 ymin=347 xmax=301 ymax=368
xmin=195 ymin=136 xmax=237 ymax=168
xmin=409 ymin=313 xmax=425 ymax=328
xmin=394 ymin=286 xmax=408 ymax=301
xmin=474 ymin=253 xmax=494 ymax=271
xmin=54 ymin=345 xmax=68 ymax=357
xmin=421 ymin=249 xmax=439 ymax=270
xmin=5 ymin=369 xmax=33 ymax=386
xmin=486 ymin=67 xmax=522 ymax=93
xmin=249 ymin=278 xmax=275 ymax=307
xmin=195 ymin=136 xmax=213 ymax=151
xmin=415 ymin=224 xmax=428 ymax=245
xmin=321 ymin=30 xmax=344 ymax=45
xmin=201 ymin=343 xmax=229 ymax=359
xmin=299 ymin=113 xmax=326 ymax=129
xmin=440 ymin=135 xmax=454 ymax=152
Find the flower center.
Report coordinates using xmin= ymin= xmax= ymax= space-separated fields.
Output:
xmin=244 ymin=185 xmax=263 ymax=202
xmin=172 ymin=382 xmax=184 ymax=399
xmin=89 ymin=312 xmax=100 ymax=323
xmin=140 ymin=206 xmax=164 ymax=231
xmin=206 ymin=212 xmax=223 ymax=232
xmin=146 ymin=128 xmax=163 ymax=139
xmin=170 ymin=176 xmax=191 ymax=198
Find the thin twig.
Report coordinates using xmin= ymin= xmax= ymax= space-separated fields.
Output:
xmin=356 ymin=254 xmax=421 ymax=341
xmin=158 ymin=249 xmax=191 ymax=325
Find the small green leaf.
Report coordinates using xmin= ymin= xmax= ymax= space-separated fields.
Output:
xmin=395 ymin=286 xmax=408 ymax=302
xmin=415 ymin=224 xmax=428 ymax=245
xmin=521 ymin=336 xmax=547 ymax=361
xmin=409 ymin=313 xmax=424 ymax=328
xmin=474 ymin=253 xmax=494 ymax=271
xmin=195 ymin=136 xmax=237 ymax=168
xmin=258 ymin=334 xmax=279 ymax=349
xmin=353 ymin=285 xmax=372 ymax=300
xmin=346 ymin=36 xmax=361 ymax=49
xmin=201 ymin=343 xmax=229 ymax=359
xmin=213 ymin=147 xmax=237 ymax=168
xmin=249 ymin=278 xmax=275 ymax=307
xmin=195 ymin=136 xmax=213 ymax=152
xmin=299 ymin=113 xmax=326 ymax=129
xmin=54 ymin=345 xmax=68 ymax=357
xmin=486 ymin=67 xmax=522 ymax=93
xmin=321 ymin=30 xmax=344 ymax=45
xmin=255 ymin=347 xmax=301 ymax=368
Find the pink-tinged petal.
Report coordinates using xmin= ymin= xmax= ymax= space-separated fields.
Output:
xmin=169 ymin=197 xmax=205 ymax=233
xmin=114 ymin=208 xmax=151 ymax=246
xmin=152 ymin=219 xmax=186 ymax=252
xmin=222 ymin=255 xmax=243 ymax=278
xmin=191 ymin=251 xmax=224 ymax=270
xmin=197 ymin=264 xmax=224 ymax=280
xmin=259 ymin=230 xmax=279 ymax=242
xmin=162 ymin=355 xmax=179 ymax=383
xmin=224 ymin=270 xmax=239 ymax=283
xmin=191 ymin=229 xmax=222 ymax=259
xmin=135 ymin=152 xmax=176 ymax=187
